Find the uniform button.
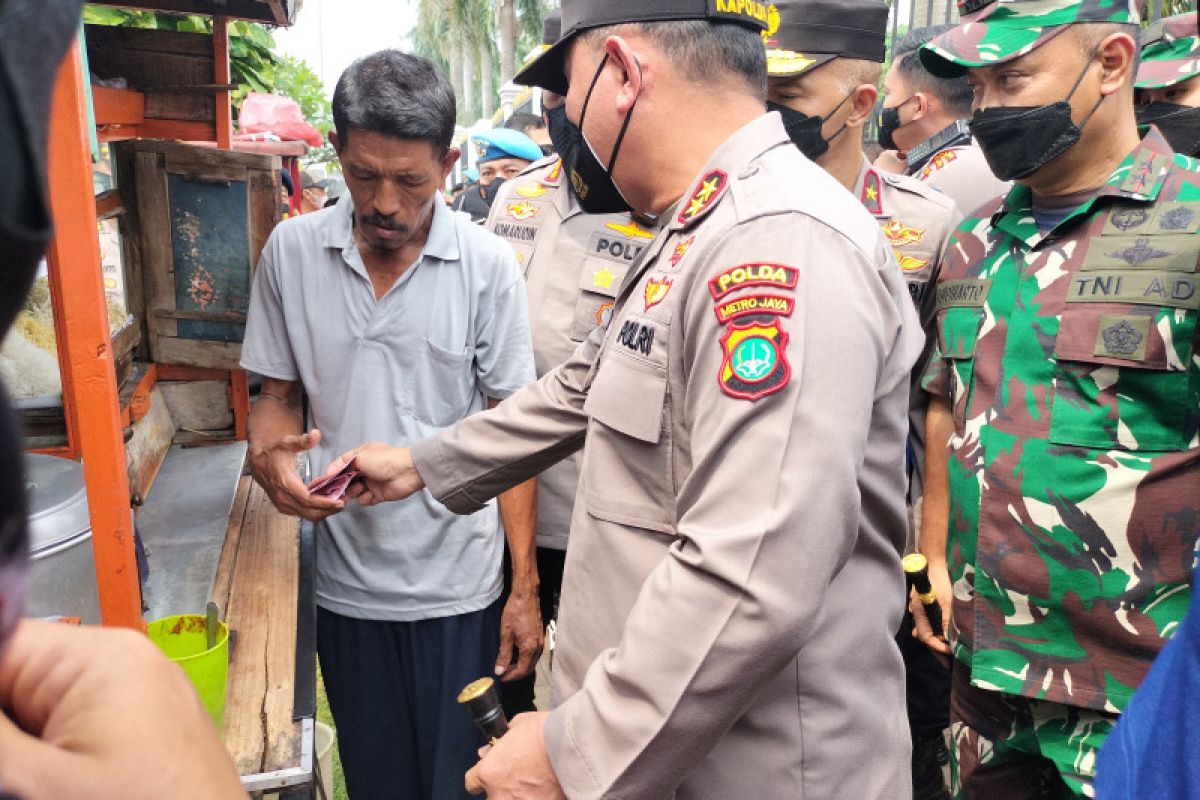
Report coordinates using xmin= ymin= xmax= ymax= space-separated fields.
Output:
xmin=739 ymin=165 xmax=760 ymax=180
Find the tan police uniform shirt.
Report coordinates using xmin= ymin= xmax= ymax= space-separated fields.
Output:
xmin=486 ymin=157 xmax=657 ymax=550
xmin=413 ymin=113 xmax=922 ymax=799
xmin=857 ymin=157 xmax=962 ymax=524
xmin=913 ymin=140 xmax=1011 ymax=218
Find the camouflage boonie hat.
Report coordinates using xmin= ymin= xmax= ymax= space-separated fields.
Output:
xmin=919 ymin=0 xmax=1141 ymax=79
xmin=1135 ymin=14 xmax=1200 ymax=89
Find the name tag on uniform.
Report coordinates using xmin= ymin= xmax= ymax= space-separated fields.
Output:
xmin=587 ymin=232 xmax=648 ymax=265
xmin=1067 ymin=271 xmax=1200 ymax=309
xmin=935 ymin=279 xmax=992 ymax=309
xmin=493 ymin=222 xmax=538 ymax=243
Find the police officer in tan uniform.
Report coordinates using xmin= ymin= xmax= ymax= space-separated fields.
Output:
xmin=486 ymin=10 xmax=660 ymax=715
xmin=876 ymin=26 xmax=1011 ymax=216
xmin=324 ymin=0 xmax=922 ymax=796
xmin=764 ymin=5 xmax=960 ymax=797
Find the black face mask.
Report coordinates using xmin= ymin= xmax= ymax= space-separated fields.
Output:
xmin=545 ymin=104 xmax=580 ymax=172
xmin=969 ymin=56 xmax=1103 ymax=181
xmin=569 ymin=54 xmax=640 ymax=214
xmin=1137 ymin=102 xmax=1200 ymax=156
xmin=877 ymin=97 xmax=913 ymax=151
xmin=483 ymin=176 xmax=507 ymax=207
xmin=767 ymin=92 xmax=852 ymax=162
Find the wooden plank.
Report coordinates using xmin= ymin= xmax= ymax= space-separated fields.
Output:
xmin=155 ymin=308 xmax=248 ymax=323
xmin=85 ymin=24 xmax=214 ymax=57
xmin=247 ymin=167 xmax=280 ymax=269
xmin=89 ymin=50 xmax=213 ymax=94
xmin=209 ymin=474 xmax=251 ymax=616
xmin=230 ymin=368 xmax=250 ymax=442
xmin=213 ymin=18 xmax=233 ymax=150
xmin=156 ymin=338 xmax=244 ymax=370
xmin=139 ymin=119 xmax=216 ymax=141
xmin=144 ymin=92 xmax=214 ymax=123
xmin=46 ymin=43 xmax=142 ymax=629
xmin=156 ymin=363 xmax=231 ymax=382
xmin=94 ymin=190 xmax=125 ymax=219
xmin=222 ymin=481 xmax=300 ymax=775
xmin=159 ymin=139 xmax=278 ymax=172
xmin=97 ymin=0 xmax=286 ymax=24
xmin=133 ymin=148 xmax=178 ymax=350
xmin=231 ymin=139 xmax=308 ymax=157
xmin=124 ymin=388 xmax=176 ymax=503
xmin=92 ymin=86 xmax=145 ymax=126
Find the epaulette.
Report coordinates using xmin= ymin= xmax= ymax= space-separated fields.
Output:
xmin=880 ymin=171 xmax=958 ymax=212
xmin=905 ymin=120 xmax=971 ymax=174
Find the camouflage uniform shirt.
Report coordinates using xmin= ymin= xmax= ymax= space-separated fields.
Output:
xmin=922 ymin=129 xmax=1200 ymax=714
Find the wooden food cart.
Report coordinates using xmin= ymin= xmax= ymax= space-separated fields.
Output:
xmin=23 ymin=1 xmax=323 ymax=794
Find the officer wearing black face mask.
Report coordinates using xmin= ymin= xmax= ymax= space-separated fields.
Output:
xmin=765 ymin=4 xmax=961 ymax=798
xmin=876 ymin=25 xmax=1012 ymax=216
xmin=914 ymin=2 xmax=1200 ymax=796
xmin=483 ymin=7 xmax=660 ymax=721
xmin=1135 ymin=14 xmax=1200 ymax=157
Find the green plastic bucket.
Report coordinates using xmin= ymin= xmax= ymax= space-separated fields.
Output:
xmin=146 ymin=614 xmax=229 ymax=732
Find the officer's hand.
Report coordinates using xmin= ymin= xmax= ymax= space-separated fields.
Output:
xmin=327 ymin=443 xmax=425 ymax=506
xmin=910 ymin=557 xmax=953 ymax=665
xmin=0 ymin=620 xmax=246 ymax=799
xmin=497 ymin=589 xmax=544 ymax=683
xmin=465 ymin=712 xmax=564 ymax=799
xmin=248 ymin=428 xmax=345 ymax=522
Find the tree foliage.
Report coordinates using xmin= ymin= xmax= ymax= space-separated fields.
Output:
xmin=413 ymin=0 xmax=551 ymax=125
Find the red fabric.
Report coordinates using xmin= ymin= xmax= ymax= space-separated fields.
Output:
xmin=238 ymin=93 xmax=323 ymax=147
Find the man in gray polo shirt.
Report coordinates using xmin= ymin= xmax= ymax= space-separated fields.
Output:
xmin=240 ymin=51 xmax=539 ymax=800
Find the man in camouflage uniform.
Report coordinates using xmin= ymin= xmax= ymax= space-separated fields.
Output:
xmin=765 ymin=5 xmax=960 ymax=795
xmin=1135 ymin=14 xmax=1200 ymax=157
xmin=485 ymin=11 xmax=661 ymax=716
xmin=914 ymin=1 xmax=1200 ymax=796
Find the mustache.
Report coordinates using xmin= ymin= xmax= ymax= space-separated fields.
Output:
xmin=361 ymin=213 xmax=407 ymax=232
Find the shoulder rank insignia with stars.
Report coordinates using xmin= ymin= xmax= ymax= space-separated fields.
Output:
xmin=508 ymin=202 xmax=539 ymax=221
xmin=678 ymin=170 xmax=728 ymax=225
xmin=860 ymin=169 xmax=883 ymax=216
xmin=516 ymin=182 xmax=547 ymax=198
xmin=719 ymin=319 xmax=791 ymax=401
xmin=606 ymin=220 xmax=655 ymax=240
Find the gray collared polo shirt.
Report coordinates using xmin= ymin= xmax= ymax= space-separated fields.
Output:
xmin=242 ymin=196 xmax=535 ymax=621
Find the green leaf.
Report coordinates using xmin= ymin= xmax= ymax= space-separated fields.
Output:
xmin=83 ymin=7 xmax=133 ymax=25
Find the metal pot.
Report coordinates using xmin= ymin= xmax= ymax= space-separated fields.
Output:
xmin=25 ymin=454 xmax=100 ymax=623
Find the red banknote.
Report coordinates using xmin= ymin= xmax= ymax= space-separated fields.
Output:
xmin=307 ymin=458 xmax=361 ymax=499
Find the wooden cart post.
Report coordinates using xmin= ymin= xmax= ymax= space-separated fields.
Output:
xmin=46 ymin=41 xmax=142 ymax=629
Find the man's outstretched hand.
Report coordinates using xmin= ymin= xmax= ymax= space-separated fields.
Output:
xmin=323 ymin=443 xmax=426 ymax=507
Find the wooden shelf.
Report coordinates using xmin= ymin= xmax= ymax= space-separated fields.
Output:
xmin=92 ymin=85 xmax=145 ymax=126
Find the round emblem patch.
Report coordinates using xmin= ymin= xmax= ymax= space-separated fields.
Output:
xmin=731 ymin=336 xmax=777 ymax=383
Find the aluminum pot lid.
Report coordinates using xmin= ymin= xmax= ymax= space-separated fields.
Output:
xmin=24 ymin=454 xmax=91 ymax=553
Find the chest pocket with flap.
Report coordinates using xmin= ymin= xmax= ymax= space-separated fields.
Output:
xmin=1049 ymin=265 xmax=1200 ymax=451
xmin=581 ymin=314 xmax=675 ymax=532
xmin=934 ymin=279 xmax=989 ymax=434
